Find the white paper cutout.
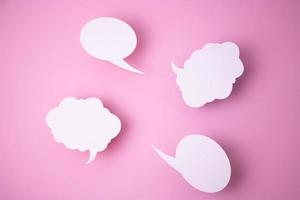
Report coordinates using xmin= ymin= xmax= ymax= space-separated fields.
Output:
xmin=46 ymin=97 xmax=121 ymax=164
xmin=152 ymin=134 xmax=231 ymax=193
xmin=172 ymin=42 xmax=244 ymax=107
xmin=80 ymin=17 xmax=143 ymax=74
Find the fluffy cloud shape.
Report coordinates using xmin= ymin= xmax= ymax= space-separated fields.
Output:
xmin=46 ymin=97 xmax=121 ymax=164
xmin=172 ymin=42 xmax=244 ymax=107
xmin=152 ymin=134 xmax=231 ymax=193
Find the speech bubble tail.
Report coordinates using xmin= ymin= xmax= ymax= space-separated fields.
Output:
xmin=86 ymin=150 xmax=97 ymax=164
xmin=152 ymin=144 xmax=178 ymax=170
xmin=110 ymin=59 xmax=143 ymax=74
xmin=171 ymin=61 xmax=183 ymax=75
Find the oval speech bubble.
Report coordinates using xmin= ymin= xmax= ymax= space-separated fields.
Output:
xmin=152 ymin=134 xmax=231 ymax=193
xmin=80 ymin=17 xmax=143 ymax=74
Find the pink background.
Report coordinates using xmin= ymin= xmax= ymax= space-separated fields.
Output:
xmin=1 ymin=0 xmax=300 ymax=199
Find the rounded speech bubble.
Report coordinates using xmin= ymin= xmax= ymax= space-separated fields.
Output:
xmin=80 ymin=17 xmax=143 ymax=74
xmin=152 ymin=134 xmax=231 ymax=193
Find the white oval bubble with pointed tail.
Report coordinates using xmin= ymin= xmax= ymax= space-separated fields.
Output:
xmin=46 ymin=97 xmax=121 ymax=164
xmin=80 ymin=17 xmax=143 ymax=74
xmin=152 ymin=134 xmax=231 ymax=193
xmin=172 ymin=42 xmax=243 ymax=107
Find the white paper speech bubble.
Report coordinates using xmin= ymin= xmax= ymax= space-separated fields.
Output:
xmin=172 ymin=42 xmax=244 ymax=107
xmin=152 ymin=134 xmax=231 ymax=193
xmin=46 ymin=97 xmax=121 ymax=164
xmin=80 ymin=17 xmax=143 ymax=74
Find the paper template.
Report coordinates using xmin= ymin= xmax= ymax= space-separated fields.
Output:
xmin=80 ymin=17 xmax=143 ymax=74
xmin=172 ymin=42 xmax=244 ymax=107
xmin=46 ymin=97 xmax=121 ymax=164
xmin=153 ymin=134 xmax=231 ymax=193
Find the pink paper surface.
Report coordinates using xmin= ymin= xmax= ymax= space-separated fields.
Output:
xmin=0 ymin=0 xmax=300 ymax=199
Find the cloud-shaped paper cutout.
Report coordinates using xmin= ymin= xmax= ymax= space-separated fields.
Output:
xmin=152 ymin=134 xmax=231 ymax=193
xmin=46 ymin=97 xmax=121 ymax=164
xmin=172 ymin=42 xmax=244 ymax=107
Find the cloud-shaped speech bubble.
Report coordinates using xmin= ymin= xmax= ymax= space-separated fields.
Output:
xmin=172 ymin=42 xmax=244 ymax=107
xmin=80 ymin=17 xmax=143 ymax=74
xmin=152 ymin=134 xmax=231 ymax=193
xmin=46 ymin=97 xmax=121 ymax=164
